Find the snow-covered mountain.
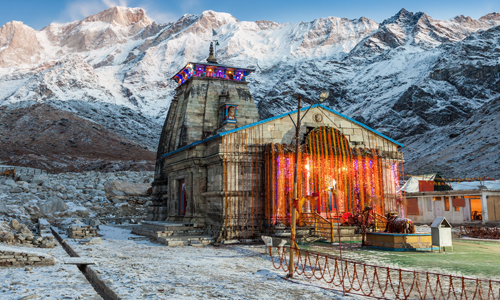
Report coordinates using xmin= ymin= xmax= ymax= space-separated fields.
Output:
xmin=0 ymin=7 xmax=499 ymax=177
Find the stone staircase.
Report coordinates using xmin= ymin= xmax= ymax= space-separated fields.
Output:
xmin=131 ymin=221 xmax=214 ymax=246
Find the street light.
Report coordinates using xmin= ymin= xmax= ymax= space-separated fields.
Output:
xmin=287 ymin=90 xmax=329 ymax=278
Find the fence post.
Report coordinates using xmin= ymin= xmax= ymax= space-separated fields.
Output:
xmin=314 ymin=215 xmax=318 ymax=236
xmin=330 ymin=221 xmax=335 ymax=243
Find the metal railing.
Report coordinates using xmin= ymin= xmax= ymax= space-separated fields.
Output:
xmin=0 ymin=166 xmax=55 ymax=176
xmin=373 ymin=212 xmax=388 ymax=232
xmin=270 ymin=246 xmax=500 ymax=299
xmin=302 ymin=212 xmax=336 ymax=243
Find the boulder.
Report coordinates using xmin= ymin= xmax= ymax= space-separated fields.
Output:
xmin=10 ymin=187 xmax=23 ymax=193
xmin=18 ymin=224 xmax=33 ymax=235
xmin=75 ymin=208 xmax=90 ymax=217
xmin=0 ymin=232 xmax=14 ymax=242
xmin=105 ymin=180 xmax=150 ymax=200
xmin=10 ymin=219 xmax=21 ymax=231
xmin=32 ymin=174 xmax=48 ymax=184
xmin=39 ymin=198 xmax=69 ymax=215
xmin=3 ymin=179 xmax=17 ymax=188
xmin=0 ymin=200 xmax=7 ymax=214
xmin=40 ymin=241 xmax=56 ymax=248
xmin=89 ymin=237 xmax=102 ymax=244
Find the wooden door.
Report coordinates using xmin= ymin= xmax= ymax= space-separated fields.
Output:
xmin=487 ymin=196 xmax=500 ymax=221
xmin=434 ymin=199 xmax=443 ymax=217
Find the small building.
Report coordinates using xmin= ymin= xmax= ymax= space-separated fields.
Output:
xmin=148 ymin=44 xmax=406 ymax=241
xmin=403 ymin=178 xmax=500 ymax=224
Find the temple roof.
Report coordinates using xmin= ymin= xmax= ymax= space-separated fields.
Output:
xmin=171 ymin=62 xmax=255 ymax=85
xmin=163 ymin=104 xmax=403 ymax=158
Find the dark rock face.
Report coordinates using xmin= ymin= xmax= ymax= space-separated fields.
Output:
xmin=252 ymin=22 xmax=500 ymax=177
xmin=0 ymin=102 xmax=156 ymax=172
xmin=393 ymin=85 xmax=470 ymax=127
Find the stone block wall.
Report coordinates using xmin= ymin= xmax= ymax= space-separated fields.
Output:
xmin=0 ymin=250 xmax=55 ymax=267
xmin=67 ymin=225 xmax=98 ymax=239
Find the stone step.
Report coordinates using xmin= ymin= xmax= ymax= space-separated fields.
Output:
xmin=157 ymin=235 xmax=214 ymax=247
xmin=140 ymin=223 xmax=197 ymax=232
xmin=130 ymin=227 xmax=162 ymax=238
xmin=157 ymin=229 xmax=205 ymax=238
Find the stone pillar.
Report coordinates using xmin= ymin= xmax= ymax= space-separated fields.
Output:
xmin=481 ymin=192 xmax=489 ymax=223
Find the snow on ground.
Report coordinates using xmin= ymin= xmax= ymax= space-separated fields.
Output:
xmin=0 ymin=243 xmax=100 ymax=299
xmin=65 ymin=225 xmax=352 ymax=299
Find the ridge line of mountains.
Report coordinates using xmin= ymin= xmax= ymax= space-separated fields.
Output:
xmin=0 ymin=7 xmax=499 ymax=177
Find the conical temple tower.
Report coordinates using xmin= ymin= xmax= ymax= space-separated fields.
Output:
xmin=150 ymin=42 xmax=260 ymax=221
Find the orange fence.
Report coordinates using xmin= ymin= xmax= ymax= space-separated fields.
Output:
xmin=460 ymin=226 xmax=500 ymax=240
xmin=270 ymin=246 xmax=500 ymax=299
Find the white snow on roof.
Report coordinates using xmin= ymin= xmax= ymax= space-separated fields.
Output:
xmin=401 ymin=174 xmax=436 ymax=193
xmin=450 ymin=180 xmax=500 ymax=191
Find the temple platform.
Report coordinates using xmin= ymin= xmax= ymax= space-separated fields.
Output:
xmin=365 ymin=232 xmax=438 ymax=251
xmin=131 ymin=221 xmax=214 ymax=246
xmin=271 ymin=225 xmax=363 ymax=244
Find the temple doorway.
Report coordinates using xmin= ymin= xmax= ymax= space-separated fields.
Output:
xmin=178 ymin=179 xmax=187 ymax=215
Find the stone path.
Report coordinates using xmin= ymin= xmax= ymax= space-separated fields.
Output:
xmin=65 ymin=225 xmax=353 ymax=300
xmin=0 ymin=243 xmax=101 ymax=299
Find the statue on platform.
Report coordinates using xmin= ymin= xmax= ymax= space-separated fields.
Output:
xmin=384 ymin=212 xmax=415 ymax=234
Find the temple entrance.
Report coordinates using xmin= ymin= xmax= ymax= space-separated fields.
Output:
xmin=469 ymin=197 xmax=482 ymax=220
xmin=178 ymin=179 xmax=187 ymax=215
xmin=264 ymin=126 xmax=394 ymax=227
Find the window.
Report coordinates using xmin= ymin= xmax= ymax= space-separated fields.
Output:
xmin=445 ymin=197 xmax=450 ymax=211
xmin=407 ymin=198 xmax=419 ymax=215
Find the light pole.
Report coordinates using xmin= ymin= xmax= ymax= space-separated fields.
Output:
xmin=287 ymin=90 xmax=329 ymax=278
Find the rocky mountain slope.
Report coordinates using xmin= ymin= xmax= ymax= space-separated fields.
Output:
xmin=0 ymin=102 xmax=155 ymax=172
xmin=0 ymin=7 xmax=499 ymax=177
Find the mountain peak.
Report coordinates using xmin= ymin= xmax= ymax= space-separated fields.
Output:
xmin=83 ymin=6 xmax=151 ymax=26
xmin=479 ymin=12 xmax=500 ymax=21
xmin=200 ymin=10 xmax=238 ymax=23
xmin=381 ymin=8 xmax=422 ymax=26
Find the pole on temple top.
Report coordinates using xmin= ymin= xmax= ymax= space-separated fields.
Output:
xmin=207 ymin=42 xmax=217 ymax=63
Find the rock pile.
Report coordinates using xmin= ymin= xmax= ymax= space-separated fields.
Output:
xmin=0 ymin=219 xmax=57 ymax=248
xmin=0 ymin=250 xmax=55 ymax=267
xmin=0 ymin=170 xmax=153 ymax=222
xmin=66 ymin=225 xmax=98 ymax=239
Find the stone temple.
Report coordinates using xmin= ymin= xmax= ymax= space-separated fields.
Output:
xmin=145 ymin=43 xmax=405 ymax=243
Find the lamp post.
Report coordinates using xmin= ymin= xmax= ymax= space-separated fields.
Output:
xmin=287 ymin=90 xmax=329 ymax=278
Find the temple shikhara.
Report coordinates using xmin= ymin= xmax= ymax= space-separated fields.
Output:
xmin=147 ymin=43 xmax=404 ymax=241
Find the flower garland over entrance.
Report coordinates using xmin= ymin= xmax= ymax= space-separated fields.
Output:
xmin=264 ymin=126 xmax=397 ymax=226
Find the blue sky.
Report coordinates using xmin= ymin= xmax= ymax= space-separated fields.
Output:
xmin=1 ymin=0 xmax=499 ymax=29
